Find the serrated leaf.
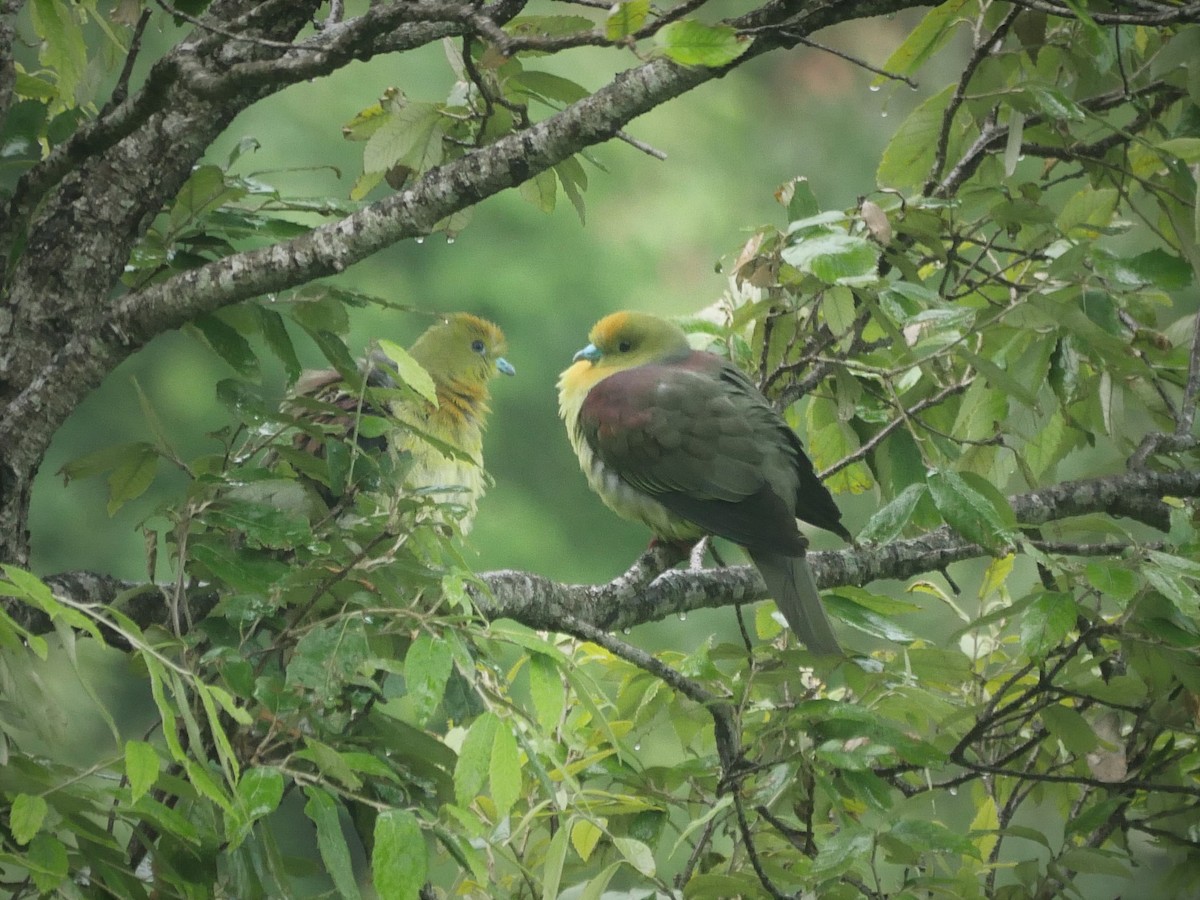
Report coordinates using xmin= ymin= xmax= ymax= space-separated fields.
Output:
xmin=542 ymin=823 xmax=569 ymax=900
xmin=858 ymin=484 xmax=926 ymax=543
xmin=304 ymin=787 xmax=362 ymax=900
xmin=490 ymin=720 xmax=522 ymax=819
xmin=377 ymin=339 xmax=438 ymax=405
xmin=57 ymin=441 xmax=153 ymax=484
xmin=926 ymin=469 xmax=1016 ymax=553
xmin=824 ymin=594 xmax=915 ymax=643
xmin=455 ymin=713 xmax=498 ymax=807
xmin=1155 ymin=136 xmax=1200 ymax=163
xmin=571 ymin=818 xmax=604 ymax=862
xmin=1025 ymin=83 xmax=1087 ymax=121
xmin=519 ymin=167 xmax=557 ymax=213
xmin=1085 ymin=560 xmax=1138 ymax=603
xmin=106 ymin=443 xmax=159 ymax=515
xmin=872 ymin=0 xmax=970 ymax=85
xmin=10 ymin=793 xmax=47 ymax=845
xmin=256 ymin=305 xmax=303 ymax=383
xmin=970 ymin=795 xmax=1000 ymax=861
xmin=191 ymin=312 xmax=260 ymax=376
xmin=373 ymin=809 xmax=426 ymax=900
xmin=1019 ymin=591 xmax=1076 ymax=658
xmin=529 ymin=652 xmax=565 ymax=732
xmin=404 ymin=633 xmax=454 ymax=725
xmin=606 ymin=0 xmax=649 ymax=40
xmin=1041 ymin=704 xmax=1098 ymax=755
xmin=612 ymin=836 xmax=655 ymax=876
xmin=877 ymin=83 xmax=955 ymax=190
xmin=26 ymin=833 xmax=68 ymax=893
xmin=512 ymin=70 xmax=590 ymax=105
xmin=364 ymin=101 xmax=444 ymax=175
xmin=125 ymin=740 xmax=160 ymax=802
xmin=655 ymin=20 xmax=750 ymax=68
xmin=781 ymin=231 xmax=880 ymax=285
xmin=236 ymin=767 xmax=284 ymax=821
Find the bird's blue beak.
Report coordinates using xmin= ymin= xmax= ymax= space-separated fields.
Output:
xmin=496 ymin=357 xmax=516 ymax=376
xmin=573 ymin=343 xmax=602 ymax=364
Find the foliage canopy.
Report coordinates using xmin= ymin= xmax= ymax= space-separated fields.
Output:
xmin=2 ymin=1 xmax=1200 ymax=898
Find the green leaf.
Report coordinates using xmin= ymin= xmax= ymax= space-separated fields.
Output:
xmin=304 ymin=787 xmax=363 ymax=900
xmin=877 ymin=83 xmax=955 ymax=190
xmin=1057 ymin=847 xmax=1131 ymax=878
xmin=654 ymin=20 xmax=751 ymax=68
xmin=519 ymin=168 xmax=558 ymax=213
xmin=605 ymin=0 xmax=649 ymax=40
xmin=612 ymin=836 xmax=655 ymax=877
xmin=373 ymin=809 xmax=426 ymax=900
xmin=10 ymin=793 xmax=48 ymax=845
xmin=286 ymin=620 xmax=372 ymax=702
xmin=1084 ymin=560 xmax=1138 ymax=603
xmin=1156 ymin=136 xmax=1200 ymax=163
xmin=858 ymin=484 xmax=926 ymax=543
xmin=256 ymin=305 xmax=303 ymax=383
xmin=824 ymin=593 xmax=916 ymax=643
xmin=927 ymin=469 xmax=1017 ymax=553
xmin=1041 ymin=704 xmax=1098 ymax=755
xmin=206 ymin=497 xmax=314 ymax=549
xmin=236 ymin=767 xmax=284 ymax=822
xmin=529 ymin=652 xmax=565 ymax=732
xmin=404 ymin=633 xmax=454 ymax=725
xmin=191 ymin=312 xmax=260 ymax=377
xmin=579 ymin=862 xmax=623 ymax=900
xmin=1056 ymin=187 xmax=1119 ymax=235
xmin=377 ymin=339 xmax=438 ymax=405
xmin=1019 ymin=591 xmax=1076 ymax=658
xmin=30 ymin=0 xmax=86 ymax=109
xmin=56 ymin=441 xmax=152 ymax=484
xmin=541 ymin=822 xmax=569 ymax=900
xmin=887 ymin=817 xmax=980 ymax=859
xmin=511 ymin=70 xmax=590 ymax=106
xmin=106 ymin=442 xmax=160 ymax=515
xmin=26 ymin=833 xmax=68 ymax=894
xmin=363 ymin=101 xmax=445 ymax=175
xmin=189 ymin=542 xmax=292 ymax=594
xmin=571 ymin=818 xmax=604 ymax=862
xmin=873 ymin=0 xmax=970 ymax=84
xmin=781 ymin=232 xmax=880 ymax=285
xmin=1023 ymin=83 xmax=1087 ymax=122
xmin=490 ymin=718 xmax=522 ymax=819
xmin=455 ymin=712 xmax=498 ymax=807
xmin=125 ymin=740 xmax=160 ymax=802
xmin=215 ymin=378 xmax=274 ymax=426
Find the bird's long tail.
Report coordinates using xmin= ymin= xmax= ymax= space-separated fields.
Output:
xmin=749 ymin=550 xmax=841 ymax=656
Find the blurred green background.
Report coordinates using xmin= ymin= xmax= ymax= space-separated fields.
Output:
xmin=29 ymin=14 xmax=933 ymax=642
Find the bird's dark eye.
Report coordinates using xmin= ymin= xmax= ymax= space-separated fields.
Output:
xmin=618 ymin=340 xmax=632 ymax=352
xmin=471 ymin=339 xmax=485 ymax=353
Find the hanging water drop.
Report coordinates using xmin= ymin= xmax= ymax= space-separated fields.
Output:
xmin=869 ymin=84 xmax=881 ymax=93
xmin=415 ymin=236 xmax=425 ymax=244
xmin=678 ymin=611 xmax=687 ymax=621
xmin=446 ymin=235 xmax=456 ymax=245
xmin=881 ymin=111 xmax=889 ymax=118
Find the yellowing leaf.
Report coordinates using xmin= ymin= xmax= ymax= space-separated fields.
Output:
xmin=571 ymin=818 xmax=604 ymax=862
xmin=377 ymin=339 xmax=438 ymax=405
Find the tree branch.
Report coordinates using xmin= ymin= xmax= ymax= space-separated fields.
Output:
xmin=33 ymin=466 xmax=1200 ymax=638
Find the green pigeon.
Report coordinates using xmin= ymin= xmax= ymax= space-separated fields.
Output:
xmin=558 ymin=311 xmax=850 ymax=655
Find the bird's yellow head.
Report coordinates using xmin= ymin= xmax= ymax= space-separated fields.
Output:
xmin=410 ymin=313 xmax=515 ymax=389
xmin=560 ymin=311 xmax=691 ymax=395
